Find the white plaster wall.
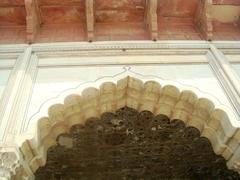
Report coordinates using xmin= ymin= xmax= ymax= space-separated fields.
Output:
xmin=0 ymin=59 xmax=15 ymax=67
xmin=26 ymin=66 xmax=125 ymax=123
xmin=232 ymin=64 xmax=240 ymax=77
xmin=0 ymin=70 xmax=11 ymax=100
xmin=0 ymin=57 xmax=15 ymax=100
xmin=131 ymin=64 xmax=232 ymax=108
xmin=25 ymin=62 xmax=234 ymax=130
xmin=224 ymin=55 xmax=240 ymax=78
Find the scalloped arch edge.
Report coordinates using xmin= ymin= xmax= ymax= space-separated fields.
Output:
xmin=13 ymin=76 xmax=240 ymax=177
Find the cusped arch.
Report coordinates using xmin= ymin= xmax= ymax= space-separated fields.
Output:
xmin=19 ymin=76 xmax=240 ymax=175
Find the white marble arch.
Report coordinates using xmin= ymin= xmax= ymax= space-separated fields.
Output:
xmin=0 ymin=41 xmax=240 ymax=179
xmin=6 ymin=72 xmax=239 ymax=180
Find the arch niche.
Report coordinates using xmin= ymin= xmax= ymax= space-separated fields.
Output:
xmin=19 ymin=76 xmax=240 ymax=179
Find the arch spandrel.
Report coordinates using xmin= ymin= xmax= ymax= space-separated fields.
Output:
xmin=13 ymin=76 xmax=240 ymax=179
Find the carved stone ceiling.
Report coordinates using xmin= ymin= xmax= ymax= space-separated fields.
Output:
xmin=35 ymin=107 xmax=240 ymax=179
xmin=0 ymin=0 xmax=240 ymax=43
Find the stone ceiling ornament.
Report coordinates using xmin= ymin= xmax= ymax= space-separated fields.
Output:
xmin=2 ymin=76 xmax=240 ymax=179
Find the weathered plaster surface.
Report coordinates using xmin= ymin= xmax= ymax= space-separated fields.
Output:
xmin=0 ymin=7 xmax=26 ymax=26
xmin=39 ymin=0 xmax=85 ymax=6
xmin=0 ymin=1 xmax=240 ymax=43
xmin=0 ymin=0 xmax=24 ymax=6
xmin=209 ymin=5 xmax=240 ymax=23
xmin=213 ymin=0 xmax=240 ymax=5
xmin=157 ymin=0 xmax=199 ymax=17
xmin=40 ymin=6 xmax=86 ymax=24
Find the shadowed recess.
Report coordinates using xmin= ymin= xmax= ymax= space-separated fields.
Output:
xmin=35 ymin=107 xmax=239 ymax=179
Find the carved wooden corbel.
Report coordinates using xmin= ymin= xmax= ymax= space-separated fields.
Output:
xmin=86 ymin=0 xmax=95 ymax=42
xmin=145 ymin=0 xmax=158 ymax=40
xmin=194 ymin=0 xmax=213 ymax=40
xmin=25 ymin=0 xmax=41 ymax=43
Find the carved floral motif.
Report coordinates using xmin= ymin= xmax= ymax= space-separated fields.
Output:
xmin=0 ymin=150 xmax=28 ymax=180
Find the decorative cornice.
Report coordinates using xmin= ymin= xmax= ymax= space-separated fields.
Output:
xmin=0 ymin=41 xmax=240 ymax=53
xmin=0 ymin=45 xmax=28 ymax=53
xmin=213 ymin=42 xmax=240 ymax=49
xmin=31 ymin=41 xmax=211 ymax=52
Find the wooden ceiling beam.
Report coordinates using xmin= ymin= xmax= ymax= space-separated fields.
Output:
xmin=194 ymin=0 xmax=213 ymax=41
xmin=86 ymin=0 xmax=95 ymax=42
xmin=145 ymin=0 xmax=158 ymax=40
xmin=25 ymin=0 xmax=42 ymax=43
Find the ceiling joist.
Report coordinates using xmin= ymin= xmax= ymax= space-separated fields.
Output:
xmin=145 ymin=0 xmax=158 ymax=40
xmin=25 ymin=0 xmax=42 ymax=43
xmin=85 ymin=0 xmax=95 ymax=42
